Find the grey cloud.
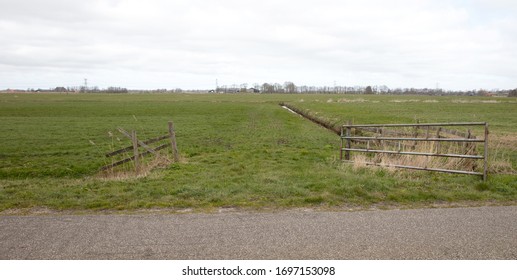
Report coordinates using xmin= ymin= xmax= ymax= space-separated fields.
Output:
xmin=0 ymin=0 xmax=516 ymax=90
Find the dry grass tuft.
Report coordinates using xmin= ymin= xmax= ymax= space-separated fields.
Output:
xmin=488 ymin=135 xmax=517 ymax=174
xmin=351 ymin=154 xmax=369 ymax=169
xmin=96 ymin=155 xmax=173 ymax=180
xmin=368 ymin=140 xmax=473 ymax=169
xmin=350 ymin=132 xmax=516 ymax=175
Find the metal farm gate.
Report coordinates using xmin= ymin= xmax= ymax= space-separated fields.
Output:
xmin=340 ymin=122 xmax=489 ymax=181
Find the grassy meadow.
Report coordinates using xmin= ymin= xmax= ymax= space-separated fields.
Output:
xmin=0 ymin=93 xmax=516 ymax=212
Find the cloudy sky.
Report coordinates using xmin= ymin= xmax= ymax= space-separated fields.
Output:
xmin=1 ymin=0 xmax=516 ymax=90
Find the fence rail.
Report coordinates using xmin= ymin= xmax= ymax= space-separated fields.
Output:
xmin=341 ymin=122 xmax=489 ymax=181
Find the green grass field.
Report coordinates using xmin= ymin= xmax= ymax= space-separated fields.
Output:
xmin=0 ymin=93 xmax=516 ymax=212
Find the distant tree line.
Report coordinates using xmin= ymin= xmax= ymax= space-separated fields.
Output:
xmin=25 ymin=86 xmax=129 ymax=93
xmin=215 ymin=81 xmax=516 ymax=97
xmin=9 ymin=83 xmax=516 ymax=97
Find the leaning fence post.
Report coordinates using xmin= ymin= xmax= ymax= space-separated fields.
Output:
xmin=168 ymin=121 xmax=179 ymax=162
xmin=132 ymin=130 xmax=139 ymax=173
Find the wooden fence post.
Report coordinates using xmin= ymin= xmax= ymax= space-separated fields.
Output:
xmin=168 ymin=121 xmax=179 ymax=162
xmin=435 ymin=127 xmax=441 ymax=154
xmin=464 ymin=129 xmax=473 ymax=154
xmin=132 ymin=130 xmax=139 ymax=173
xmin=413 ymin=120 xmax=420 ymax=149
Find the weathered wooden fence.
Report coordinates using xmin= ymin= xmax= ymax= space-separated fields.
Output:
xmin=101 ymin=121 xmax=179 ymax=172
xmin=341 ymin=122 xmax=489 ymax=181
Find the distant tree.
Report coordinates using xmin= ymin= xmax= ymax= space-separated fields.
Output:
xmin=105 ymin=87 xmax=126 ymax=93
xmin=261 ymin=83 xmax=274 ymax=93
xmin=477 ymin=89 xmax=488 ymax=96
xmin=284 ymin=81 xmax=297 ymax=93
xmin=509 ymin=89 xmax=517 ymax=97
xmin=365 ymin=86 xmax=374 ymax=94
xmin=378 ymin=85 xmax=389 ymax=94
xmin=273 ymin=83 xmax=284 ymax=93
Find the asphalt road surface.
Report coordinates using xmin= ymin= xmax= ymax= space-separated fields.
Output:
xmin=1 ymin=206 xmax=516 ymax=259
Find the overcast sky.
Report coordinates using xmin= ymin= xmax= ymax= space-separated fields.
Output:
xmin=1 ymin=0 xmax=516 ymax=90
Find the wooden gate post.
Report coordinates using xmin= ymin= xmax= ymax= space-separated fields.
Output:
xmin=340 ymin=126 xmax=344 ymax=161
xmin=345 ymin=120 xmax=352 ymax=160
xmin=168 ymin=121 xmax=179 ymax=162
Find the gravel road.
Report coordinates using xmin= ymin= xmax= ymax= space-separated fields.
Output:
xmin=1 ymin=206 xmax=516 ymax=259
